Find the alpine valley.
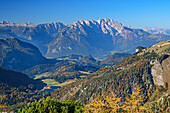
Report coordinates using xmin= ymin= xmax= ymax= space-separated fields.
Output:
xmin=0 ymin=18 xmax=170 ymax=112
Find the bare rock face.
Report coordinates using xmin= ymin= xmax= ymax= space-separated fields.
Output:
xmin=162 ymin=56 xmax=170 ymax=91
xmin=151 ymin=59 xmax=164 ymax=86
xmin=151 ymin=56 xmax=170 ymax=91
xmin=149 ymin=41 xmax=170 ymax=90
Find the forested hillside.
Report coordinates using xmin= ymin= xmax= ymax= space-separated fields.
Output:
xmin=0 ymin=67 xmax=48 ymax=112
xmin=51 ymin=40 xmax=170 ymax=105
xmin=0 ymin=67 xmax=45 ymax=88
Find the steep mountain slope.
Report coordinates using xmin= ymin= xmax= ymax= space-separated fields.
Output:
xmin=51 ymin=40 xmax=170 ymax=104
xmin=0 ymin=67 xmax=48 ymax=111
xmin=0 ymin=37 xmax=54 ymax=71
xmin=0 ymin=21 xmax=66 ymax=54
xmin=46 ymin=18 xmax=170 ymax=59
xmin=144 ymin=27 xmax=170 ymax=36
xmin=0 ymin=67 xmax=45 ymax=88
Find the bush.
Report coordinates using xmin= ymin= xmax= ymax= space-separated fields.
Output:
xmin=18 ymin=97 xmax=83 ymax=113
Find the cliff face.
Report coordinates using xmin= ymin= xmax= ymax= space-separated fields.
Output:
xmin=151 ymin=60 xmax=165 ymax=86
xmin=162 ymin=56 xmax=170 ymax=91
xmin=151 ymin=56 xmax=170 ymax=91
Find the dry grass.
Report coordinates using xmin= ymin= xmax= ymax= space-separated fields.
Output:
xmin=137 ymin=40 xmax=170 ymax=56
xmin=42 ymin=79 xmax=59 ymax=86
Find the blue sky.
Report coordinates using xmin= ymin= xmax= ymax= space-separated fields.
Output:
xmin=0 ymin=0 xmax=170 ymax=29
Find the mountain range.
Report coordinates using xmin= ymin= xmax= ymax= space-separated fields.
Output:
xmin=0 ymin=19 xmax=170 ymax=59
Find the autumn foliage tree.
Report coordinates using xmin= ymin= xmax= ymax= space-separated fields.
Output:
xmin=84 ymin=87 xmax=170 ymax=113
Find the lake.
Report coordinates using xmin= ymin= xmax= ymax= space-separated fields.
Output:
xmin=42 ymin=86 xmax=61 ymax=93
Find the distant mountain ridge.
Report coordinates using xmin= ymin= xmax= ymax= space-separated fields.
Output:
xmin=0 ymin=21 xmax=35 ymax=27
xmin=0 ymin=19 xmax=170 ymax=59
xmin=144 ymin=27 xmax=170 ymax=36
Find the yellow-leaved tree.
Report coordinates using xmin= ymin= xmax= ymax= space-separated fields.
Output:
xmin=84 ymin=90 xmax=121 ymax=113
xmin=84 ymin=87 xmax=170 ymax=113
